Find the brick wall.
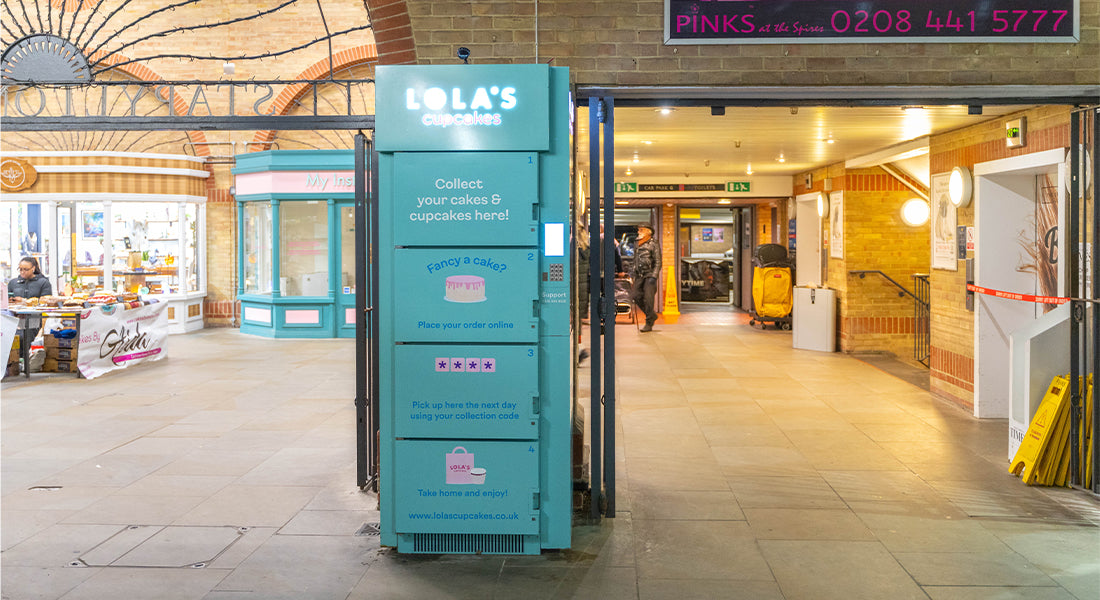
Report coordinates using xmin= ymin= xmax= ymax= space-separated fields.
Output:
xmin=926 ymin=105 xmax=1075 ymax=410
xmin=829 ymin=168 xmax=930 ymax=361
xmin=403 ymin=0 xmax=1099 ymax=86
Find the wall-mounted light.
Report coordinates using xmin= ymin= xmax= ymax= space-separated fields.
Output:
xmin=900 ymin=197 xmax=930 ymax=226
xmin=949 ymin=166 xmax=973 ymax=207
xmin=817 ymin=192 xmax=828 ymax=218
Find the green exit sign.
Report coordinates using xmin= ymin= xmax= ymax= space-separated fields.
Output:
xmin=615 ymin=182 xmax=637 ymax=193
xmin=726 ymin=181 xmax=751 ymax=192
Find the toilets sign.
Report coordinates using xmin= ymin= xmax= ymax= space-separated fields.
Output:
xmin=376 ymin=65 xmax=551 ymax=152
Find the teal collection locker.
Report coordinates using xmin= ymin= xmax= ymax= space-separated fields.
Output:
xmin=377 ymin=64 xmax=571 ymax=555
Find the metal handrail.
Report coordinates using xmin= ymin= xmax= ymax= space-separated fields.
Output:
xmin=849 ymin=270 xmax=930 ymax=366
xmin=849 ymin=270 xmax=928 ymax=309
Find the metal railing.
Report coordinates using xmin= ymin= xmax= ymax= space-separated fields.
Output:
xmin=849 ymin=270 xmax=930 ymax=366
xmin=912 ymin=274 xmax=930 ymax=366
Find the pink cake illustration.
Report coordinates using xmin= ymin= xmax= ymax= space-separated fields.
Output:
xmin=445 ymin=275 xmax=486 ymax=302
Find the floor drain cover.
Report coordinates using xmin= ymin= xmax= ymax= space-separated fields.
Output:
xmin=78 ymin=525 xmax=245 ymax=568
xmin=356 ymin=523 xmax=380 ymax=536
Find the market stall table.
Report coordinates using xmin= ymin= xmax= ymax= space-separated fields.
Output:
xmin=7 ymin=308 xmax=83 ymax=379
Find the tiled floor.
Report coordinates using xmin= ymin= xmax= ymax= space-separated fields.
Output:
xmin=2 ymin=308 xmax=1098 ymax=599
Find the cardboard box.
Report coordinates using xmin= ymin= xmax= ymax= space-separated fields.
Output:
xmin=42 ymin=358 xmax=76 ymax=373
xmin=43 ymin=335 xmax=77 ymax=349
xmin=46 ymin=347 xmax=77 ymax=361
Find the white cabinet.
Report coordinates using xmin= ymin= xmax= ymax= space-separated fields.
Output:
xmin=793 ymin=287 xmax=835 ymax=352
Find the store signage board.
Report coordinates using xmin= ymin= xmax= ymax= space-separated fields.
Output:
xmin=394 ymin=439 xmax=540 ymax=534
xmin=665 ymin=0 xmax=1080 ymax=44
xmin=392 ymin=152 xmax=539 ymax=246
xmin=393 ymin=344 xmax=539 ymax=439
xmin=375 ymin=65 xmax=551 ymax=152
xmin=392 ymin=248 xmax=539 ymax=343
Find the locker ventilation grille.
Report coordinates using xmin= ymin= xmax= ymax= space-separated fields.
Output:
xmin=411 ymin=533 xmax=525 ymax=554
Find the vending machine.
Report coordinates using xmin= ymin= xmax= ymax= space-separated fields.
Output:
xmin=375 ymin=65 xmax=571 ymax=554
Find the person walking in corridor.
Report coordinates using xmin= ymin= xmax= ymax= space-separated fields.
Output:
xmin=630 ymin=224 xmax=661 ymax=332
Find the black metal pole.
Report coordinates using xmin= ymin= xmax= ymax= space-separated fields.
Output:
xmin=354 ymin=132 xmax=369 ymax=490
xmin=602 ymin=97 xmax=616 ymax=517
xmin=588 ymin=97 xmax=602 ymax=521
xmin=1070 ymin=112 xmax=1084 ymax=487
xmin=1091 ymin=107 xmax=1099 ymax=494
xmin=369 ymin=140 xmax=381 ymax=495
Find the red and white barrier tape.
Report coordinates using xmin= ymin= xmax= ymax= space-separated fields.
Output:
xmin=966 ymin=283 xmax=1098 ymax=305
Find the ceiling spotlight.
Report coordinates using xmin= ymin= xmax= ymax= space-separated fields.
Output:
xmin=615 ymin=200 xmax=629 ymax=205
xmin=825 ymin=137 xmax=836 ymax=144
xmin=777 ymin=154 xmax=786 ymax=163
xmin=746 ymin=163 xmax=753 ymax=175
xmin=632 ymin=154 xmax=640 ymax=163
xmin=704 ymin=159 xmax=710 ymax=167
xmin=790 ymin=107 xmax=799 ymax=115
xmin=625 ymin=168 xmax=633 ymax=176
xmin=655 ymin=107 xmax=675 ymax=115
xmin=643 ymin=140 xmax=654 ymax=145
xmin=717 ymin=199 xmax=731 ymax=205
xmin=734 ymin=140 xmax=741 ymax=148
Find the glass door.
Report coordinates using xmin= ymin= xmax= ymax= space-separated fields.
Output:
xmin=678 ymin=207 xmax=735 ymax=304
xmin=336 ymin=202 xmax=357 ymax=337
xmin=55 ymin=203 xmax=75 ymax=295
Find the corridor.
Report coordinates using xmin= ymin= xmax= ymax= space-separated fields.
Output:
xmin=1 ymin=311 xmax=1097 ymax=599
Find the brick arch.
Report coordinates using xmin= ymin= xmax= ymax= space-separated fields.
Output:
xmin=364 ymin=0 xmax=417 ymax=66
xmin=86 ymin=51 xmax=211 ymax=157
xmin=249 ymin=45 xmax=380 ymax=150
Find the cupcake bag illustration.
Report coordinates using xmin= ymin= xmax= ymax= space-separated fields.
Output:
xmin=445 ymin=446 xmax=486 ymax=485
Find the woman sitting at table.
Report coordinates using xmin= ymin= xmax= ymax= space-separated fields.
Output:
xmin=8 ymin=256 xmax=52 ymax=303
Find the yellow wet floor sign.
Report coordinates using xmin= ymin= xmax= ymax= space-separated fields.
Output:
xmin=1084 ymin=377 xmax=1094 ymax=489
xmin=1009 ymin=375 xmax=1071 ymax=485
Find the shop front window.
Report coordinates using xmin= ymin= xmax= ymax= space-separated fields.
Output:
xmin=340 ymin=204 xmax=356 ymax=293
xmin=74 ymin=203 xmax=106 ymax=293
xmin=184 ymin=204 xmax=200 ymax=293
xmin=111 ymin=203 xmax=182 ymax=294
xmin=1 ymin=204 xmax=15 ymax=282
xmin=3 ymin=202 xmax=49 ymax=283
xmin=244 ymin=202 xmax=272 ymax=294
xmin=680 ymin=208 xmax=735 ymax=303
xmin=279 ymin=201 xmax=329 ymax=296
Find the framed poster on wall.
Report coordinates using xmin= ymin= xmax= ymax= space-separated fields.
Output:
xmin=81 ymin=210 xmax=104 ymax=238
xmin=931 ymin=173 xmax=957 ymax=270
xmin=829 ymin=192 xmax=843 ymax=259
